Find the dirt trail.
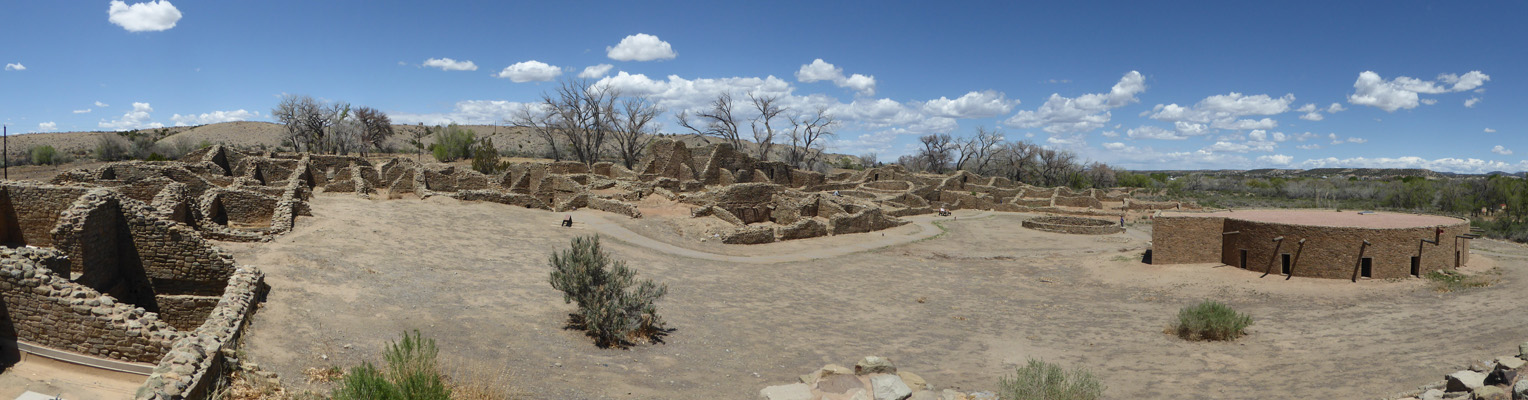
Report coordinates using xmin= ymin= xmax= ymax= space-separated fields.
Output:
xmin=223 ymin=194 xmax=1528 ymax=399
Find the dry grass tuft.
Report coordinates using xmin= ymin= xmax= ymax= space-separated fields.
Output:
xmin=303 ymin=366 xmax=344 ymax=383
xmin=442 ymin=358 xmax=526 ymax=400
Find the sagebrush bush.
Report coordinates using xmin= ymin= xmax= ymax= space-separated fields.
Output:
xmin=28 ymin=145 xmax=58 ymax=165
xmin=998 ymin=358 xmax=1105 ymax=400
xmin=431 ymin=124 xmax=475 ymax=162
xmin=1175 ymin=300 xmax=1252 ymax=341
xmin=549 ymin=235 xmax=668 ymax=348
xmin=332 ymin=330 xmax=451 ymax=400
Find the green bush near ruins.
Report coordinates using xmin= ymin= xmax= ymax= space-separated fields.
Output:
xmin=997 ymin=358 xmax=1106 ymax=400
xmin=332 ymin=330 xmax=451 ymax=400
xmin=1175 ymin=300 xmax=1252 ymax=341
xmin=549 ymin=235 xmax=669 ymax=348
xmin=430 ymin=124 xmax=476 ymax=162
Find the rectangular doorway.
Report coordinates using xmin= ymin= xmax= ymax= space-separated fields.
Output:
xmin=1361 ymin=257 xmax=1373 ymax=279
xmin=1240 ymin=249 xmax=1248 ymax=269
xmin=1411 ymin=256 xmax=1420 ymax=277
xmin=1281 ymin=254 xmax=1291 ymax=275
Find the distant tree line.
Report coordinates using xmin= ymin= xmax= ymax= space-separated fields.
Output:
xmin=894 ymin=127 xmax=1119 ymax=189
xmin=272 ymin=94 xmax=394 ymax=155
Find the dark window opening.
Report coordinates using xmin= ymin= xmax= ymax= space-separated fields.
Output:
xmin=1360 ymin=257 xmax=1373 ymax=279
xmin=1411 ymin=256 xmax=1421 ymax=277
xmin=1281 ymin=254 xmax=1291 ymax=275
xmin=1239 ymin=249 xmax=1248 ymax=269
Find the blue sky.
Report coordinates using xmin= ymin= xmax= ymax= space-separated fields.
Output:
xmin=2 ymin=1 xmax=1524 ymax=172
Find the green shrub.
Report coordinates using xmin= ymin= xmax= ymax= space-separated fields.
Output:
xmin=998 ymin=358 xmax=1105 ymax=400
xmin=1425 ymin=269 xmax=1498 ymax=293
xmin=1175 ymin=300 xmax=1252 ymax=341
xmin=549 ymin=235 xmax=668 ymax=348
xmin=431 ymin=124 xmax=475 ymax=162
xmin=470 ymin=137 xmax=506 ymax=174
xmin=145 ymin=152 xmax=169 ymax=161
xmin=28 ymin=145 xmax=58 ymax=165
xmin=331 ymin=330 xmax=451 ymax=400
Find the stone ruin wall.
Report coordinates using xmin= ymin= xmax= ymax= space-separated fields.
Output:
xmin=0 ymin=247 xmax=183 ymax=364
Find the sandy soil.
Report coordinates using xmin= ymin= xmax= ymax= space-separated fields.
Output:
xmin=217 ymin=194 xmax=1528 ymax=399
xmin=0 ymin=354 xmax=143 ymax=400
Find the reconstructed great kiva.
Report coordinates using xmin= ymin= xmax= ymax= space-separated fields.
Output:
xmin=1151 ymin=210 xmax=1474 ymax=280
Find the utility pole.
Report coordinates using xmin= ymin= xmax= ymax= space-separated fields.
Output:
xmin=3 ymin=125 xmax=7 ymax=180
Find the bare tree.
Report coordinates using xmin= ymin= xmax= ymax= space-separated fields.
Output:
xmin=1085 ymin=161 xmax=1117 ymax=188
xmin=511 ymin=104 xmax=561 ymax=161
xmin=354 ymin=106 xmax=394 ymax=155
xmin=1038 ymin=147 xmax=1078 ymax=187
xmin=271 ymin=94 xmax=332 ymax=153
xmin=859 ymin=152 xmax=878 ymax=169
xmin=677 ymin=92 xmax=743 ymax=151
xmin=323 ymin=102 xmax=360 ymax=155
xmin=407 ymin=123 xmax=431 ymax=161
xmin=784 ymin=107 xmax=836 ymax=169
xmin=540 ymin=80 xmax=617 ymax=165
xmin=917 ymin=133 xmax=955 ymax=173
xmin=997 ymin=141 xmax=1037 ymax=183
xmin=610 ymin=95 xmax=662 ymax=169
xmin=954 ymin=126 xmax=1004 ymax=175
xmin=748 ymin=93 xmax=786 ymax=161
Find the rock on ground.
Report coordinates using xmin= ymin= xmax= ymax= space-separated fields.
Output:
xmin=760 ymin=383 xmax=812 ymax=400
xmin=1446 ymin=370 xmax=1486 ymax=392
xmin=870 ymin=374 xmax=913 ymax=400
xmin=856 ymin=356 xmax=897 ymax=375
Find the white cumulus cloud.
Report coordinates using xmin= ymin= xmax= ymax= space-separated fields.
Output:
xmin=38 ymin=122 xmax=56 ymax=132
xmin=1465 ymin=97 xmax=1481 ymax=108
xmin=920 ymin=90 xmax=1015 ymax=119
xmin=3 ymin=63 xmax=23 ymax=71
xmin=1484 ymin=128 xmax=1496 ymax=133
xmin=1299 ymin=112 xmax=1324 ymax=121
xmin=1148 ymin=92 xmax=1293 ymax=131
xmin=577 ymin=64 xmax=614 ymax=79
xmin=606 ymin=33 xmax=676 ymax=62
xmin=1004 ymin=71 xmax=1146 ymax=134
xmin=99 ymin=102 xmax=163 ymax=130
xmin=108 ymin=0 xmax=182 ymax=32
xmin=170 ymin=109 xmax=258 ymax=126
xmin=795 ymin=59 xmax=877 ymax=96
xmin=1125 ymin=125 xmax=1185 ymax=140
xmin=73 ymin=109 xmax=92 ymax=114
xmin=1492 ymin=145 xmax=1513 ymax=155
xmin=96 ymin=101 xmax=110 ymax=107
xmin=494 ymin=60 xmax=561 ymax=83
xmin=392 ymin=100 xmax=541 ymax=126
xmin=422 ymin=58 xmax=477 ymax=71
xmin=1347 ymin=70 xmax=1490 ymax=112
xmin=1257 ymin=154 xmax=1293 ymax=165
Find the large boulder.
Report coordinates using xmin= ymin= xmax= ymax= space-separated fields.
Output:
xmin=1446 ymin=370 xmax=1487 ymax=392
xmin=870 ymin=374 xmax=913 ymax=400
xmin=856 ymin=356 xmax=897 ymax=375
xmin=1473 ymin=385 xmax=1509 ymax=400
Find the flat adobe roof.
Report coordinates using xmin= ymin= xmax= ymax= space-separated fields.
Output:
xmin=1159 ymin=209 xmax=1465 ymax=229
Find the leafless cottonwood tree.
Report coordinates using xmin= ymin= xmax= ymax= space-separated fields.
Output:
xmin=916 ymin=133 xmax=955 ymax=173
xmin=996 ymin=141 xmax=1037 ymax=183
xmin=325 ymin=103 xmax=362 ymax=155
xmin=858 ymin=152 xmax=878 ymax=169
xmin=354 ymin=106 xmax=394 ymax=155
xmin=610 ymin=95 xmax=662 ymax=169
xmin=747 ymin=93 xmax=786 ymax=161
xmin=1085 ymin=161 xmax=1117 ymax=188
xmin=954 ymin=126 xmax=1003 ymax=175
xmin=677 ymin=92 xmax=743 ymax=151
xmin=784 ymin=107 xmax=836 ymax=169
xmin=511 ymin=104 xmax=561 ymax=161
xmin=1038 ymin=147 xmax=1077 ymax=187
xmin=272 ymin=94 xmax=332 ymax=153
xmin=540 ymin=79 xmax=617 ymax=165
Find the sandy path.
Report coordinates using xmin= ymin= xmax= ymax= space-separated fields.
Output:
xmin=223 ymin=194 xmax=1528 ymax=399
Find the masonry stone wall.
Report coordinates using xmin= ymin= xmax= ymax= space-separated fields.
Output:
xmin=1021 ymin=216 xmax=1124 ymax=235
xmin=137 ymin=267 xmax=265 ymax=400
xmin=1 ymin=184 xmax=91 ymax=246
xmin=154 ymin=295 xmax=222 ymax=332
xmin=1222 ymin=219 xmax=1472 ymax=280
xmin=52 ymin=190 xmax=237 ymax=296
xmin=0 ymin=247 xmax=182 ymax=364
xmin=1150 ymin=216 xmax=1225 ymax=264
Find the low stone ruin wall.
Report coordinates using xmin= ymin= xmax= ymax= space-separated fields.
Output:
xmin=1022 ymin=215 xmax=1124 ymax=235
xmin=137 ymin=267 xmax=265 ymax=400
xmin=0 ymin=247 xmax=183 ymax=364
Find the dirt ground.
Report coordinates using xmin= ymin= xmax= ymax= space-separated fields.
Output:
xmin=217 ymin=193 xmax=1528 ymax=399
